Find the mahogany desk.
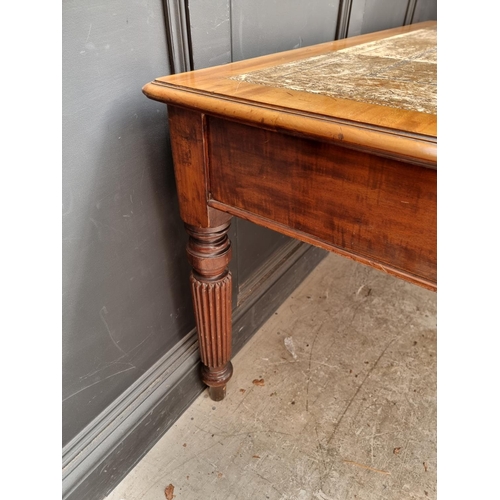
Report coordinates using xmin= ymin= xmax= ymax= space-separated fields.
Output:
xmin=143 ymin=21 xmax=437 ymax=401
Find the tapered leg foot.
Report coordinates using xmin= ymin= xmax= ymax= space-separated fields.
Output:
xmin=186 ymin=221 xmax=233 ymax=401
xmin=201 ymin=361 xmax=233 ymax=401
xmin=208 ymin=385 xmax=226 ymax=402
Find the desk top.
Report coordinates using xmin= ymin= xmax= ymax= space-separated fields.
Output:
xmin=143 ymin=21 xmax=436 ymax=167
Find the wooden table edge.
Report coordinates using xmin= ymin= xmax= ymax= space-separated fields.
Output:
xmin=143 ymin=83 xmax=436 ymax=168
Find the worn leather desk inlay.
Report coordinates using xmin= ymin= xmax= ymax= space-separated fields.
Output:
xmin=231 ymin=27 xmax=436 ymax=114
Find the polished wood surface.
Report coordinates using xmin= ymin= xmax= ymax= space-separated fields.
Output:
xmin=144 ymin=22 xmax=436 ymax=167
xmin=143 ymin=21 xmax=437 ymax=399
xmin=208 ymin=117 xmax=436 ymax=288
xmin=186 ymin=222 xmax=233 ymax=401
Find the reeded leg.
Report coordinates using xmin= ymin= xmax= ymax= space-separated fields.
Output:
xmin=186 ymin=221 xmax=233 ymax=401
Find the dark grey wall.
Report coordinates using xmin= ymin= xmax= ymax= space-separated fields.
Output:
xmin=62 ymin=0 xmax=192 ymax=446
xmin=348 ymin=0 xmax=409 ymax=37
xmin=188 ymin=0 xmax=231 ymax=69
xmin=412 ymin=0 xmax=437 ymax=23
xmin=230 ymin=0 xmax=340 ymax=60
xmin=63 ymin=1 xmax=437 ymax=499
xmin=347 ymin=0 xmax=436 ymax=37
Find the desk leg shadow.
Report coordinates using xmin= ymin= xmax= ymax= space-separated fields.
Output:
xmin=186 ymin=221 xmax=233 ymax=401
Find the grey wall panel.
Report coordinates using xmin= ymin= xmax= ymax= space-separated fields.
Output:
xmin=235 ymin=219 xmax=291 ymax=286
xmin=412 ymin=0 xmax=437 ymax=23
xmin=231 ymin=0 xmax=340 ymax=61
xmin=347 ymin=0 xmax=409 ymax=37
xmin=164 ymin=0 xmax=193 ymax=72
xmin=62 ymin=0 xmax=194 ymax=446
xmin=188 ymin=0 xmax=231 ymax=69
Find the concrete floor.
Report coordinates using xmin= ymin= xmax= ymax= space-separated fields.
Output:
xmin=105 ymin=253 xmax=437 ymax=500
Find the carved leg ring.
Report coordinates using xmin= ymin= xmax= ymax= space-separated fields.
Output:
xmin=186 ymin=221 xmax=233 ymax=401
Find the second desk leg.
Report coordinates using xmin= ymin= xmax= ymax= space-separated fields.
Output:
xmin=186 ymin=221 xmax=233 ymax=401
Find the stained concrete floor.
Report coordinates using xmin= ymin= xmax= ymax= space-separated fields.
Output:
xmin=105 ymin=253 xmax=437 ymax=500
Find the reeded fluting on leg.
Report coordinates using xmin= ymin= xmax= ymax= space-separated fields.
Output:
xmin=186 ymin=221 xmax=233 ymax=401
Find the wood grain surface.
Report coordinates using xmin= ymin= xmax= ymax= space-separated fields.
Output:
xmin=207 ymin=117 xmax=436 ymax=289
xmin=143 ymin=22 xmax=437 ymax=166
